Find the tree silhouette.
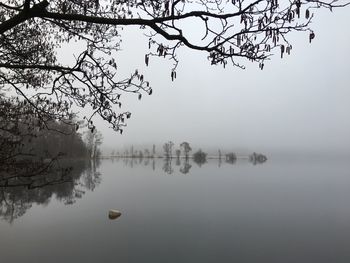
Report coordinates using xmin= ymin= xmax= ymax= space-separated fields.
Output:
xmin=163 ymin=141 xmax=174 ymax=159
xmin=225 ymin=152 xmax=237 ymax=164
xmin=193 ymin=149 xmax=207 ymax=167
xmin=249 ymin=152 xmax=267 ymax=164
xmin=85 ymin=130 xmax=103 ymax=159
xmin=180 ymin=142 xmax=192 ymax=160
xmin=0 ymin=94 xmax=90 ymax=173
xmin=152 ymin=144 xmax=156 ymax=158
xmin=1 ymin=0 xmax=348 ymax=132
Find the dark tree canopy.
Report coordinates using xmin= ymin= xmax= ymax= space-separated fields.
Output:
xmin=0 ymin=0 xmax=348 ymax=132
xmin=0 ymin=94 xmax=91 ymax=173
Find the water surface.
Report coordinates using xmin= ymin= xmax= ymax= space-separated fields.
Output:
xmin=0 ymin=156 xmax=349 ymax=263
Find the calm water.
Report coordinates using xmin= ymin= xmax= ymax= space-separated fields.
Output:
xmin=0 ymin=156 xmax=349 ymax=263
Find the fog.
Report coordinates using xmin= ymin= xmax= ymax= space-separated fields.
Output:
xmin=81 ymin=8 xmax=350 ymax=156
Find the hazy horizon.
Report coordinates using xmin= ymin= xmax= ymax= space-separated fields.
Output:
xmin=68 ymin=8 xmax=350 ymax=157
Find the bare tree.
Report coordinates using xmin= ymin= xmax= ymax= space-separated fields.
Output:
xmin=152 ymin=144 xmax=156 ymax=158
xmin=1 ymin=0 xmax=348 ymax=132
xmin=130 ymin=145 xmax=134 ymax=157
xmin=180 ymin=142 xmax=192 ymax=160
xmin=85 ymin=130 xmax=103 ymax=159
xmin=163 ymin=141 xmax=174 ymax=159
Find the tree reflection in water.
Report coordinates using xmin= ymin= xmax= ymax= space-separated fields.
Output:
xmin=0 ymin=159 xmax=101 ymax=223
xmin=0 ymin=155 xmax=267 ymax=222
xmin=180 ymin=161 xmax=192 ymax=174
xmin=113 ymin=153 xmax=266 ymax=176
xmin=163 ymin=158 xmax=174 ymax=175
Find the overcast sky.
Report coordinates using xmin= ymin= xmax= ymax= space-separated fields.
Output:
xmin=82 ymin=7 xmax=350 ymax=155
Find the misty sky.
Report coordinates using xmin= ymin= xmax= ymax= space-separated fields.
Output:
xmin=77 ymin=7 xmax=350 ymax=155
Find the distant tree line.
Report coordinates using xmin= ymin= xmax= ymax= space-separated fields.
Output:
xmin=112 ymin=141 xmax=267 ymax=167
xmin=113 ymin=141 xmax=207 ymax=162
xmin=115 ymin=150 xmax=267 ymax=176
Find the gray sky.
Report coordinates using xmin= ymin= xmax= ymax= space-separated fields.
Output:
xmin=84 ymin=7 xmax=350 ymax=155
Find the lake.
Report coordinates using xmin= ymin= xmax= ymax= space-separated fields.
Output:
xmin=0 ymin=155 xmax=349 ymax=263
